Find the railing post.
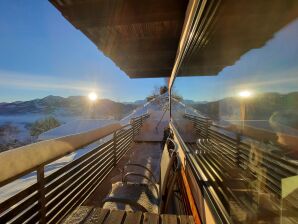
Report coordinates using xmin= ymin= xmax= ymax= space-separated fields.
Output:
xmin=37 ymin=166 xmax=46 ymax=224
xmin=113 ymin=131 xmax=117 ymax=166
xmin=236 ymin=133 xmax=242 ymax=167
xmin=131 ymin=118 xmax=135 ymax=140
xmin=206 ymin=118 xmax=210 ymax=139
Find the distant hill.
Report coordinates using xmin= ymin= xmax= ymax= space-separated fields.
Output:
xmin=0 ymin=95 xmax=138 ymax=120
xmin=193 ymin=92 xmax=298 ymax=120
xmin=134 ymin=99 xmax=147 ymax=105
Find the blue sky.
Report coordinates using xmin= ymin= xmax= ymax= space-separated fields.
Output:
xmin=175 ymin=18 xmax=298 ymax=101
xmin=0 ymin=1 xmax=163 ymax=102
xmin=0 ymin=1 xmax=297 ymax=103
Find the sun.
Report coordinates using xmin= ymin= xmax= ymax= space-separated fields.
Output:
xmin=238 ymin=90 xmax=252 ymax=98
xmin=88 ymin=92 xmax=98 ymax=101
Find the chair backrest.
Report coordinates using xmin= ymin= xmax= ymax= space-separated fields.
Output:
xmin=160 ymin=138 xmax=178 ymax=198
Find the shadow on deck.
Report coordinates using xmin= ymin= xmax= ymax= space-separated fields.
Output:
xmin=85 ymin=111 xmax=169 ymax=206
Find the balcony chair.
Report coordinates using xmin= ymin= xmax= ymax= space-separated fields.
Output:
xmin=102 ymin=138 xmax=180 ymax=214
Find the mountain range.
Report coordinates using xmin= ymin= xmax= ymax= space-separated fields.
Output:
xmin=193 ymin=92 xmax=298 ymax=120
xmin=0 ymin=95 xmax=139 ymax=120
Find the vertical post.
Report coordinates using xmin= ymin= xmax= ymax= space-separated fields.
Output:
xmin=37 ymin=166 xmax=46 ymax=224
xmin=236 ymin=132 xmax=242 ymax=167
xmin=113 ymin=131 xmax=117 ymax=166
xmin=205 ymin=118 xmax=210 ymax=139
xmin=240 ymin=99 xmax=246 ymax=135
xmin=131 ymin=118 xmax=135 ymax=140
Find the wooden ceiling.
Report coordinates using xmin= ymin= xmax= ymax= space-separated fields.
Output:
xmin=178 ymin=0 xmax=298 ymax=76
xmin=50 ymin=0 xmax=298 ymax=78
xmin=50 ymin=0 xmax=188 ymax=78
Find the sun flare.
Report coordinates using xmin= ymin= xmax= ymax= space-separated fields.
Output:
xmin=238 ymin=90 xmax=252 ymax=98
xmin=88 ymin=92 xmax=98 ymax=101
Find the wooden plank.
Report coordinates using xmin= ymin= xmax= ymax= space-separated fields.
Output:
xmin=103 ymin=210 xmax=126 ymax=224
xmin=63 ymin=206 xmax=93 ymax=224
xmin=143 ymin=212 xmax=159 ymax=224
xmin=37 ymin=166 xmax=46 ymax=224
xmin=123 ymin=211 xmax=142 ymax=224
xmin=179 ymin=215 xmax=195 ymax=224
xmin=85 ymin=208 xmax=110 ymax=224
xmin=160 ymin=214 xmax=178 ymax=224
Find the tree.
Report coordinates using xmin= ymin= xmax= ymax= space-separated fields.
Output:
xmin=30 ymin=116 xmax=61 ymax=137
xmin=0 ymin=123 xmax=20 ymax=144
xmin=159 ymin=86 xmax=168 ymax=95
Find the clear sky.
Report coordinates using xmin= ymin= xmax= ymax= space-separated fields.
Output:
xmin=1 ymin=2 xmax=297 ymax=103
xmin=175 ymin=18 xmax=298 ymax=102
xmin=0 ymin=1 xmax=163 ymax=103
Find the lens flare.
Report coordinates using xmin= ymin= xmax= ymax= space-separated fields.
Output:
xmin=88 ymin=92 xmax=98 ymax=101
xmin=238 ymin=90 xmax=252 ymax=98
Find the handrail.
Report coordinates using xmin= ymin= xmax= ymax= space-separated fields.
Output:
xmin=182 ymin=113 xmax=298 ymax=222
xmin=171 ymin=123 xmax=232 ymax=224
xmin=0 ymin=123 xmax=121 ymax=187
xmin=174 ymin=113 xmax=298 ymax=223
xmin=0 ymin=113 xmax=149 ymax=224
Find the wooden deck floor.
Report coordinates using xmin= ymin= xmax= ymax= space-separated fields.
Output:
xmin=84 ymin=142 xmax=163 ymax=206
xmin=85 ymin=111 xmax=167 ymax=206
xmin=134 ymin=110 xmax=170 ymax=142
xmin=63 ymin=206 xmax=195 ymax=224
xmin=63 ymin=112 xmax=196 ymax=223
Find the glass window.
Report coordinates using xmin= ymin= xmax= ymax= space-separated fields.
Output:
xmin=171 ymin=15 xmax=298 ymax=224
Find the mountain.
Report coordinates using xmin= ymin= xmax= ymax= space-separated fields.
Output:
xmin=192 ymin=92 xmax=298 ymax=120
xmin=134 ymin=99 xmax=147 ymax=105
xmin=182 ymin=100 xmax=195 ymax=104
xmin=0 ymin=96 xmax=138 ymax=120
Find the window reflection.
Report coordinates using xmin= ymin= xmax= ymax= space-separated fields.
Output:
xmin=171 ymin=18 xmax=298 ymax=224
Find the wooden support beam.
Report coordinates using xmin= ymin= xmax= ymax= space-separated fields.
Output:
xmin=37 ymin=166 xmax=46 ymax=224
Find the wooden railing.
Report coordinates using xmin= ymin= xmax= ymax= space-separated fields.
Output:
xmin=0 ymin=113 xmax=149 ymax=224
xmin=131 ymin=114 xmax=148 ymax=137
xmin=184 ymin=113 xmax=298 ymax=197
xmin=183 ymin=113 xmax=298 ymax=222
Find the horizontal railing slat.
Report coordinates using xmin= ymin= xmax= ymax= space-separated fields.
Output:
xmin=45 ymin=146 xmax=113 ymax=196
xmin=49 ymin=165 xmax=114 ymax=224
xmin=45 ymin=139 xmax=114 ymax=184
xmin=116 ymin=128 xmax=133 ymax=139
xmin=0 ymin=182 xmax=38 ymax=213
xmin=184 ymin=113 xmax=298 ymax=200
xmin=116 ymin=136 xmax=133 ymax=150
xmin=0 ymin=113 xmax=149 ymax=224
xmin=0 ymin=192 xmax=39 ymax=223
xmin=45 ymin=149 xmax=114 ymax=201
xmin=46 ymin=160 xmax=114 ymax=223
xmin=10 ymin=205 xmax=39 ymax=224
xmin=116 ymin=133 xmax=133 ymax=146
xmin=117 ymin=140 xmax=132 ymax=155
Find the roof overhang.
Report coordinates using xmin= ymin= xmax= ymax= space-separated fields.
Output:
xmin=50 ymin=0 xmax=298 ymax=78
xmin=50 ymin=0 xmax=188 ymax=78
